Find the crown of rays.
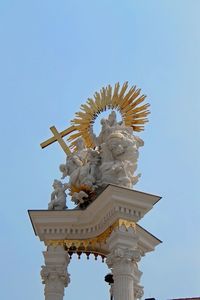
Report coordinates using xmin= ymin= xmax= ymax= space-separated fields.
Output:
xmin=40 ymin=82 xmax=150 ymax=155
xmin=68 ymin=81 xmax=150 ymax=149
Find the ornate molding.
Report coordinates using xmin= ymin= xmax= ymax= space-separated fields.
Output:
xmin=106 ymin=248 xmax=141 ymax=268
xmin=45 ymin=219 xmax=136 ymax=257
xmin=134 ymin=284 xmax=144 ymax=299
xmin=41 ymin=265 xmax=70 ymax=287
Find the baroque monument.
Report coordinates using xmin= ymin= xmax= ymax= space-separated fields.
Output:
xmin=29 ymin=82 xmax=161 ymax=300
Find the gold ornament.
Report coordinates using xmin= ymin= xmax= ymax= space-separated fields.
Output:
xmin=40 ymin=82 xmax=150 ymax=154
xmin=46 ymin=219 xmax=136 ymax=257
xmin=69 ymin=82 xmax=150 ymax=148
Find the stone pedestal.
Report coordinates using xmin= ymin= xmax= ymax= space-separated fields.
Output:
xmin=29 ymin=184 xmax=161 ymax=300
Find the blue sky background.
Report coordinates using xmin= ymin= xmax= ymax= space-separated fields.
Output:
xmin=0 ymin=0 xmax=200 ymax=299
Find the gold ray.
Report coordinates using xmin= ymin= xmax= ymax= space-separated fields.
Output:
xmin=118 ymin=81 xmax=129 ymax=101
xmin=131 ymin=118 xmax=148 ymax=124
xmin=120 ymin=86 xmax=136 ymax=108
xmin=94 ymin=92 xmax=102 ymax=110
xmin=83 ymin=102 xmax=96 ymax=115
xmin=106 ymin=85 xmax=112 ymax=108
xmin=100 ymin=87 xmax=107 ymax=110
xmin=121 ymin=89 xmax=141 ymax=110
xmin=75 ymin=113 xmax=91 ymax=122
xmin=125 ymin=103 xmax=150 ymax=116
xmin=131 ymin=125 xmax=144 ymax=131
xmin=67 ymin=132 xmax=83 ymax=142
xmin=71 ymin=118 xmax=91 ymax=125
xmin=80 ymin=104 xmax=94 ymax=116
xmin=121 ymin=95 xmax=146 ymax=114
xmin=111 ymin=82 xmax=120 ymax=107
xmin=125 ymin=114 xmax=149 ymax=125
xmin=104 ymin=87 xmax=109 ymax=109
xmin=125 ymin=110 xmax=150 ymax=120
xmin=87 ymin=98 xmax=99 ymax=113
xmin=73 ymin=125 xmax=91 ymax=132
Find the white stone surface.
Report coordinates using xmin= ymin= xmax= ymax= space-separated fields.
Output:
xmin=54 ymin=111 xmax=145 ymax=208
xmin=29 ymin=185 xmax=161 ymax=300
xmin=48 ymin=180 xmax=68 ymax=210
xmin=41 ymin=245 xmax=70 ymax=300
xmin=29 ymin=185 xmax=161 ymax=251
xmin=106 ymin=226 xmax=143 ymax=300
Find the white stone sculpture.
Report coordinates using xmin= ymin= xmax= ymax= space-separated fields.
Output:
xmin=55 ymin=111 xmax=144 ymax=207
xmin=41 ymin=245 xmax=70 ymax=300
xmin=71 ymin=191 xmax=89 ymax=205
xmin=48 ymin=180 xmax=68 ymax=210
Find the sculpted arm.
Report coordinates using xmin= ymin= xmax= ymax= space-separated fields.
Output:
xmin=51 ymin=190 xmax=56 ymax=200
xmin=63 ymin=183 xmax=70 ymax=191
xmin=134 ymin=136 xmax=144 ymax=147
xmin=59 ymin=164 xmax=69 ymax=179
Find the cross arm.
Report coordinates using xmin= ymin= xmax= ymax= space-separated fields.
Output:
xmin=40 ymin=126 xmax=76 ymax=149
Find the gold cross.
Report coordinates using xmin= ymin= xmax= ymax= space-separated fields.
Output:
xmin=40 ymin=125 xmax=76 ymax=156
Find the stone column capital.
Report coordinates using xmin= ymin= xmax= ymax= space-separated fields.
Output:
xmin=41 ymin=264 xmax=70 ymax=287
xmin=106 ymin=247 xmax=141 ymax=268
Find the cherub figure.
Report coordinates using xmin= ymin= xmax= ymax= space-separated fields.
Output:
xmin=48 ymin=180 xmax=68 ymax=210
xmin=59 ymin=137 xmax=87 ymax=186
xmin=71 ymin=191 xmax=88 ymax=205
xmin=59 ymin=155 xmax=83 ymax=186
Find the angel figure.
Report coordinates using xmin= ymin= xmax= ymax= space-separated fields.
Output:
xmin=71 ymin=191 xmax=88 ymax=205
xmin=48 ymin=180 xmax=68 ymax=210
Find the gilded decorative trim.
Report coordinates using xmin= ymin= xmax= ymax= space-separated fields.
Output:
xmin=46 ymin=219 xmax=136 ymax=249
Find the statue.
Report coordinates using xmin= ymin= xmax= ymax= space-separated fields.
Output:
xmin=48 ymin=180 xmax=68 ymax=210
xmin=71 ymin=191 xmax=89 ymax=205
xmin=99 ymin=117 xmax=144 ymax=188
xmin=73 ymin=137 xmax=88 ymax=163
xmin=57 ymin=111 xmax=145 ymax=206
xmin=41 ymin=82 xmax=150 ymax=208
xmin=48 ymin=111 xmax=144 ymax=208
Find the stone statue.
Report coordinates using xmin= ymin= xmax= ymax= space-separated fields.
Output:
xmin=53 ymin=111 xmax=144 ymax=208
xmin=71 ymin=191 xmax=89 ymax=205
xmin=73 ymin=137 xmax=88 ymax=163
xmin=99 ymin=119 xmax=143 ymax=188
xmin=48 ymin=180 xmax=68 ymax=210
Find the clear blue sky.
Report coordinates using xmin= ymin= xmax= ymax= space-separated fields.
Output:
xmin=0 ymin=1 xmax=200 ymax=299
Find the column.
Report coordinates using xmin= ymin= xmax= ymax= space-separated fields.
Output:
xmin=41 ymin=245 xmax=70 ymax=300
xmin=106 ymin=225 xmax=142 ymax=300
xmin=133 ymin=263 xmax=144 ymax=300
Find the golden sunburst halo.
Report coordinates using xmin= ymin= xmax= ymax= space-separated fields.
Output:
xmin=68 ymin=82 xmax=150 ymax=149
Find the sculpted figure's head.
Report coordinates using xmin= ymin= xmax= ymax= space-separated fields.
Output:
xmin=52 ymin=179 xmax=62 ymax=189
xmin=74 ymin=137 xmax=85 ymax=150
xmin=108 ymin=111 xmax=117 ymax=126
xmin=100 ymin=118 xmax=107 ymax=127
xmin=108 ymin=132 xmax=126 ymax=158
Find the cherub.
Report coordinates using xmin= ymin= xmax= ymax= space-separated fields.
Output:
xmin=48 ymin=180 xmax=69 ymax=210
xmin=59 ymin=155 xmax=83 ymax=188
xmin=71 ymin=191 xmax=88 ymax=205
